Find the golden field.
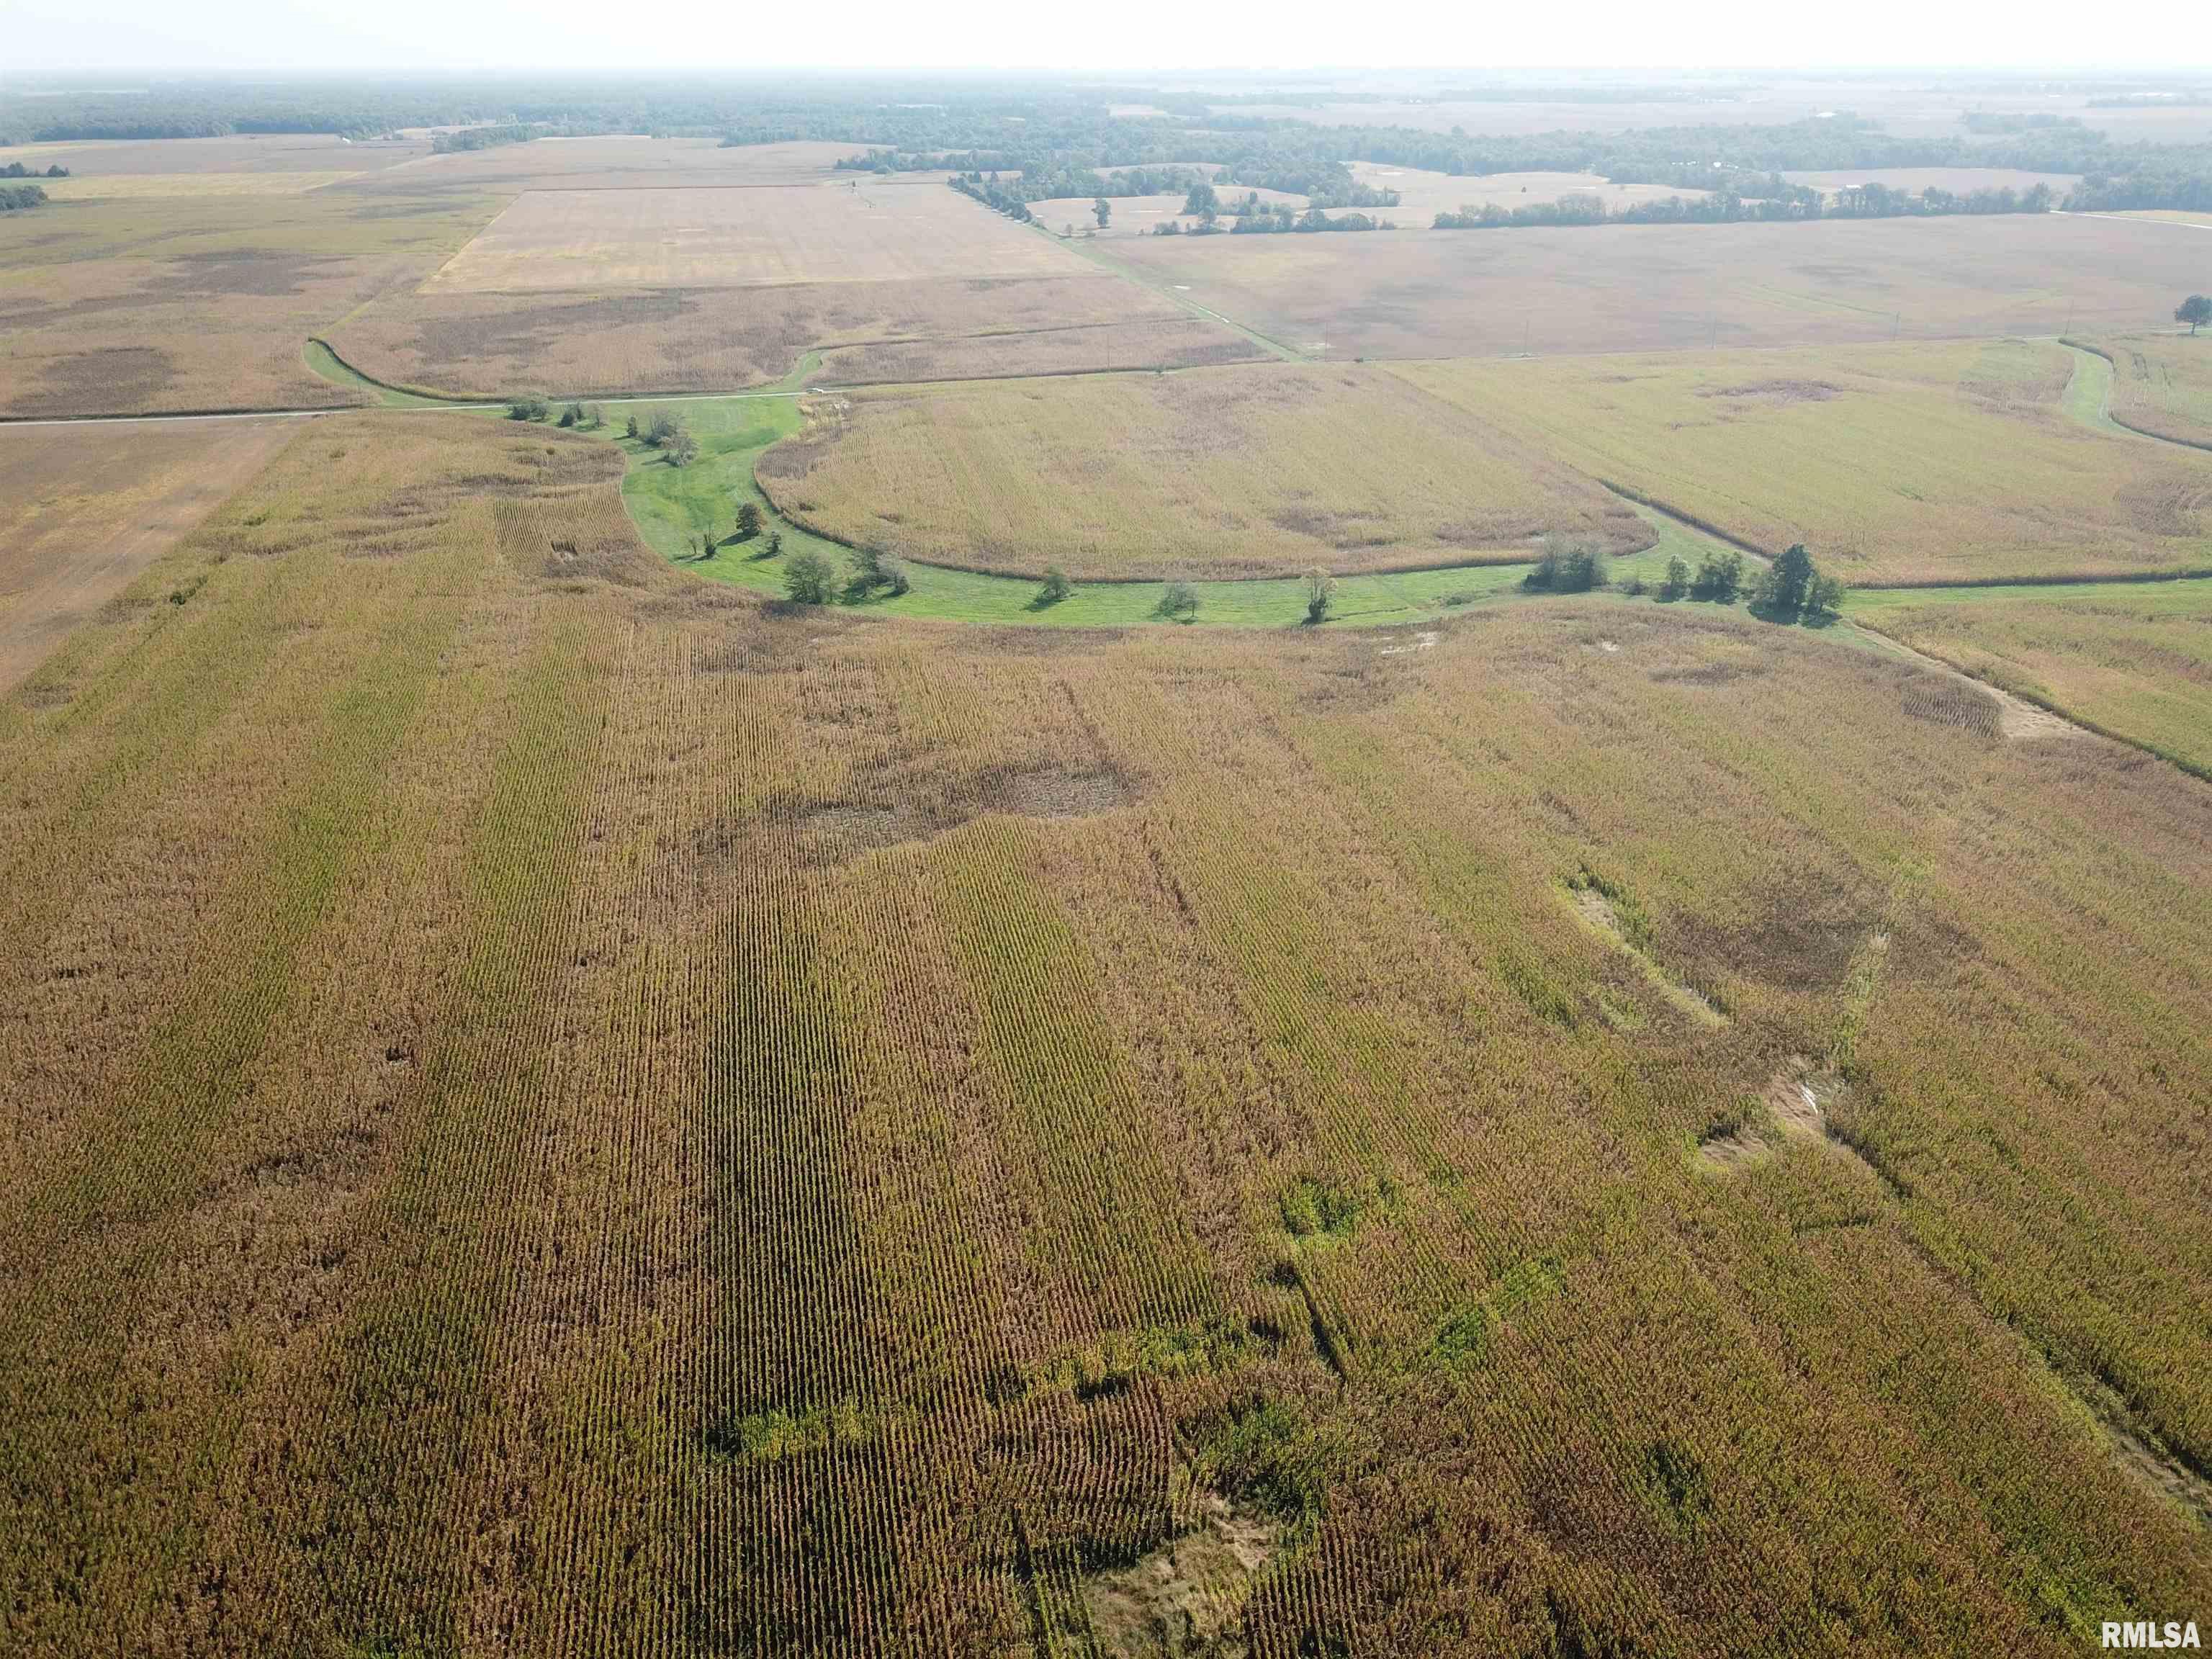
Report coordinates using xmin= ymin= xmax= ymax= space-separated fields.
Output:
xmin=3 ymin=410 xmax=2209 ymax=1653
xmin=760 ymin=361 xmax=1650 ymax=578
xmin=425 ymin=179 xmax=1084 ymax=292
xmin=1104 ymin=212 xmax=2212 ymax=359
xmin=1394 ymin=339 xmax=2212 ymax=583
xmin=0 ymin=416 xmax=300 ymax=691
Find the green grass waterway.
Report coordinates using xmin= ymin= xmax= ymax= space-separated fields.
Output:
xmin=606 ymin=392 xmax=1715 ymax=629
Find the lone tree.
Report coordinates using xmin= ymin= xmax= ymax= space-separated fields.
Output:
xmin=1660 ymin=554 xmax=1691 ymax=599
xmin=1303 ymin=567 xmax=1336 ymax=625
xmin=2180 ymin=295 xmax=2212 ymax=335
xmin=1754 ymin=543 xmax=1816 ymax=616
xmin=734 ymin=500 xmax=763 ymax=541
xmin=783 ymin=550 xmax=835 ymax=605
xmin=1038 ymin=565 xmax=1072 ymax=606
xmin=764 ymin=530 xmax=783 ymax=559
xmin=1093 ymin=197 xmax=1112 ymax=230
xmin=664 ymin=427 xmax=700 ymax=467
xmin=1158 ymin=580 xmax=1200 ymax=622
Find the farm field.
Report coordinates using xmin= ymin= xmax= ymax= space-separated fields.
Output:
xmin=358 ymin=135 xmax=875 ymax=193
xmin=607 ymin=391 xmax=1699 ymax=624
xmin=325 ymin=269 xmax=1250 ymax=397
xmin=1845 ymin=575 xmax=2212 ymax=773
xmin=1393 ymin=338 xmax=2212 ymax=584
xmin=1028 ymin=186 xmax=1309 ymax=237
xmin=0 ymin=417 xmax=298 ymax=692
xmin=36 ymin=170 xmax=359 ymax=197
xmin=0 ymin=131 xmax=430 ymax=174
xmin=9 ymin=68 xmax=2212 ymax=1658
xmin=1102 ymin=212 xmax=2212 ymax=359
xmin=5 ymin=405 xmax=2211 ymax=1653
xmin=2081 ymin=331 xmax=2212 ymax=446
xmin=426 ymin=181 xmax=1083 ymax=291
xmin=0 ymin=188 xmax=503 ymax=415
xmin=757 ymin=362 xmax=1650 ymax=580
xmin=1349 ymin=163 xmax=1709 ymax=219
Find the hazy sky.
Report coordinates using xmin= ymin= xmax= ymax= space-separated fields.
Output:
xmin=2 ymin=0 xmax=2198 ymax=76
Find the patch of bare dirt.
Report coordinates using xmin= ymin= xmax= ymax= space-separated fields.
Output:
xmin=1082 ymin=1492 xmax=1277 ymax=1658
xmin=795 ymin=763 xmax=1136 ymax=864
xmin=982 ymin=768 xmax=1130 ymax=819
xmin=1376 ymin=629 xmax=1437 ymax=657
xmin=1700 ymin=379 xmax=1843 ymax=404
xmin=1699 ymin=1060 xmax=1876 ymax=1176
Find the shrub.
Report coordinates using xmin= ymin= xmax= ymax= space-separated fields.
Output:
xmin=783 ymin=551 xmax=834 ymax=605
xmin=1303 ymin=568 xmax=1336 ymax=625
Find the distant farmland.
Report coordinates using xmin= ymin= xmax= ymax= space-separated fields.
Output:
xmin=326 ymin=271 xmax=1254 ymax=397
xmin=0 ymin=187 xmax=503 ymax=415
xmin=1103 ymin=213 xmax=2212 ymax=359
xmin=426 ymin=181 xmax=1082 ymax=290
xmin=1393 ymin=338 xmax=2212 ymax=583
xmin=760 ymin=362 xmax=1650 ymax=579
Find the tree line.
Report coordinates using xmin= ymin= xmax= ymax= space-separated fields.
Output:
xmin=0 ymin=162 xmax=67 ymax=177
xmin=0 ymin=184 xmax=50 ymax=212
xmin=1436 ymin=179 xmax=2056 ymax=230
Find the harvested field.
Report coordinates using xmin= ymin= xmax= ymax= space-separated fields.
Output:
xmin=760 ymin=361 xmax=1650 ymax=578
xmin=0 ymin=132 xmax=429 ymax=175
xmin=0 ymin=189 xmax=505 ymax=415
xmin=1029 ymin=187 xmax=1310 ymax=238
xmin=364 ymin=135 xmax=874 ymax=193
xmin=1393 ymin=338 xmax=2212 ymax=583
xmin=2085 ymin=331 xmax=2212 ymax=447
xmin=5 ymin=407 xmax=2211 ymax=1650
xmin=0 ymin=418 xmax=297 ymax=693
xmin=35 ymin=171 xmax=356 ymax=199
xmin=325 ymin=271 xmax=1241 ymax=397
xmin=425 ymin=181 xmax=1082 ymax=291
xmin=1350 ymin=163 xmax=1707 ymax=220
xmin=1104 ymin=212 xmax=2212 ymax=359
xmin=1848 ymin=575 xmax=2212 ymax=773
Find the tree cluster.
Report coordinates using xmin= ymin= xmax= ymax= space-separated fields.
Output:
xmin=0 ymin=162 xmax=66 ymax=178
xmin=0 ymin=184 xmax=49 ymax=212
xmin=1436 ymin=178 xmax=2051 ymax=233
xmin=781 ymin=542 xmax=911 ymax=606
xmin=1522 ymin=540 xmax=1607 ymax=593
xmin=1749 ymin=544 xmax=1843 ymax=621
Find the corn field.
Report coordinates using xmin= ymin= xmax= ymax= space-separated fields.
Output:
xmin=3 ymin=413 xmax=2209 ymax=1656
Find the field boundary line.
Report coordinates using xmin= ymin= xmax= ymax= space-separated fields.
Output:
xmin=2058 ymin=338 xmax=2212 ymax=454
xmin=1593 ymin=480 xmax=1773 ymax=564
xmin=1848 ymin=616 xmax=2212 ymax=784
xmin=1023 ymin=221 xmax=1308 ymax=362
